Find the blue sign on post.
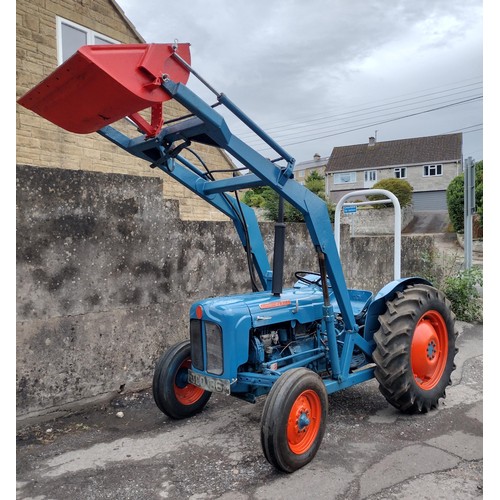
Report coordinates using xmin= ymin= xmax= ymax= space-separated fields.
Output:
xmin=343 ymin=205 xmax=357 ymax=214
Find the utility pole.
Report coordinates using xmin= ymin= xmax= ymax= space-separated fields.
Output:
xmin=463 ymin=156 xmax=476 ymax=269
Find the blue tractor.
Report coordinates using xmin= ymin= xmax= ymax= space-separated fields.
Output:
xmin=19 ymin=42 xmax=457 ymax=472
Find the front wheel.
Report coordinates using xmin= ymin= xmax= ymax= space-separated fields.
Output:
xmin=373 ymin=284 xmax=458 ymax=414
xmin=153 ymin=340 xmax=211 ymax=419
xmin=260 ymin=368 xmax=328 ymax=473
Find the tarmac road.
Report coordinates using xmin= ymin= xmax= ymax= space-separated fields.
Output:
xmin=402 ymin=210 xmax=450 ymax=234
xmin=16 ymin=321 xmax=484 ymax=500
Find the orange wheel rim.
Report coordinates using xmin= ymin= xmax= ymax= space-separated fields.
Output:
xmin=411 ymin=310 xmax=448 ymax=390
xmin=173 ymin=359 xmax=205 ymax=405
xmin=287 ymin=389 xmax=322 ymax=455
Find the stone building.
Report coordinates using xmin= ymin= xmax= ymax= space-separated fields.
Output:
xmin=294 ymin=153 xmax=329 ymax=185
xmin=325 ymin=133 xmax=463 ymax=210
xmin=16 ymin=0 xmax=236 ymax=221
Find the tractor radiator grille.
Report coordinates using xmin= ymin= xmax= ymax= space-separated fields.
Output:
xmin=190 ymin=320 xmax=203 ymax=370
xmin=190 ymin=320 xmax=224 ymax=375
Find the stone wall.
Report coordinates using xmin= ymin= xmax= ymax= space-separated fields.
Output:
xmin=339 ymin=205 xmax=414 ymax=235
xmin=16 ymin=165 xmax=434 ymax=425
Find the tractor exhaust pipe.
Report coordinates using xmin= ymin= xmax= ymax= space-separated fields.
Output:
xmin=317 ymin=251 xmax=330 ymax=307
xmin=272 ymin=196 xmax=285 ymax=296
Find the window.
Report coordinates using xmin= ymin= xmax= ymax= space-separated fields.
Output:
xmin=333 ymin=172 xmax=356 ymax=184
xmin=394 ymin=167 xmax=407 ymax=179
xmin=298 ymin=170 xmax=305 ymax=178
xmin=364 ymin=170 xmax=377 ymax=182
xmin=56 ymin=17 xmax=118 ymax=65
xmin=423 ymin=164 xmax=443 ymax=177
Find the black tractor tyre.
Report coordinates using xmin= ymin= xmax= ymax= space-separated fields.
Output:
xmin=373 ymin=284 xmax=458 ymax=414
xmin=260 ymin=368 xmax=328 ymax=473
xmin=153 ymin=340 xmax=211 ymax=420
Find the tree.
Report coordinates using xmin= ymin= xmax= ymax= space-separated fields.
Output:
xmin=242 ymin=171 xmax=334 ymax=222
xmin=241 ymin=186 xmax=268 ymax=209
xmin=446 ymin=175 xmax=464 ymax=233
xmin=474 ymin=161 xmax=483 ymax=230
xmin=446 ymin=160 xmax=483 ymax=233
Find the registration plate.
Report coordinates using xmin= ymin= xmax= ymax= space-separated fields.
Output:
xmin=188 ymin=370 xmax=231 ymax=395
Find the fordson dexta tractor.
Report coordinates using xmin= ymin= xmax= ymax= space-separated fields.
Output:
xmin=19 ymin=42 xmax=457 ymax=472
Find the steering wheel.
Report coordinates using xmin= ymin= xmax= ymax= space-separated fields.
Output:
xmin=294 ymin=271 xmax=322 ymax=286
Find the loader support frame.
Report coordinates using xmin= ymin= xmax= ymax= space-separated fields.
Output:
xmin=97 ymin=79 xmax=363 ymax=383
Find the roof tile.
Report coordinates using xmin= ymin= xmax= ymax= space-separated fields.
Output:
xmin=325 ymin=133 xmax=462 ymax=173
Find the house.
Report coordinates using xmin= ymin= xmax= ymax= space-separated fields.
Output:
xmin=294 ymin=153 xmax=329 ymax=185
xmin=16 ymin=0 xmax=236 ymax=221
xmin=325 ymin=133 xmax=463 ymax=210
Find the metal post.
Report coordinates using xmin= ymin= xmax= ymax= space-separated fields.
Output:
xmin=272 ymin=197 xmax=285 ymax=296
xmin=318 ymin=251 xmax=341 ymax=379
xmin=463 ymin=156 xmax=475 ymax=269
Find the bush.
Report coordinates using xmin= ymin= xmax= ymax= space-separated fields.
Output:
xmin=367 ymin=178 xmax=413 ymax=208
xmin=421 ymin=249 xmax=483 ymax=323
xmin=441 ymin=267 xmax=483 ymax=323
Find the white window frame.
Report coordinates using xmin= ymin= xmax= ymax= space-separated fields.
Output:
xmin=394 ymin=167 xmax=407 ymax=179
xmin=423 ymin=164 xmax=443 ymax=177
xmin=56 ymin=17 xmax=119 ymax=65
xmin=333 ymin=172 xmax=357 ymax=184
xmin=364 ymin=170 xmax=377 ymax=182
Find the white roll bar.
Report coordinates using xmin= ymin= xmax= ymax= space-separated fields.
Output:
xmin=334 ymin=189 xmax=401 ymax=280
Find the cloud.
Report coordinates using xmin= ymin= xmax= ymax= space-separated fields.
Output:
xmin=117 ymin=0 xmax=483 ymax=161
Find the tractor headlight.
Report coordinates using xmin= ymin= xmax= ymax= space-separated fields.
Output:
xmin=205 ymin=322 xmax=223 ymax=375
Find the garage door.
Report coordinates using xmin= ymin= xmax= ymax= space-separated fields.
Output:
xmin=412 ymin=191 xmax=447 ymax=211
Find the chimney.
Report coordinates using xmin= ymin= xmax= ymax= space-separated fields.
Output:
xmin=368 ymin=136 xmax=376 ymax=147
xmin=313 ymin=153 xmax=321 ymax=161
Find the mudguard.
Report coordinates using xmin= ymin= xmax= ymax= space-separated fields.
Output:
xmin=363 ymin=277 xmax=433 ymax=343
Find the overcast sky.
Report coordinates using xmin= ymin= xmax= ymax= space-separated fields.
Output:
xmin=117 ymin=0 xmax=484 ymax=165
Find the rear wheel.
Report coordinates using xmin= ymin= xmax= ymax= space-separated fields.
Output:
xmin=373 ymin=284 xmax=458 ymax=413
xmin=260 ymin=368 xmax=328 ymax=472
xmin=153 ymin=340 xmax=211 ymax=419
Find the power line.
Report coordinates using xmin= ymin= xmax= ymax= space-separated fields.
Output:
xmin=446 ymin=123 xmax=483 ymax=133
xmin=254 ymin=96 xmax=482 ymax=150
xmin=229 ymin=76 xmax=483 ymax=138
xmin=246 ymin=94 xmax=482 ymax=146
xmin=236 ymin=81 xmax=483 ymax=139
xmin=229 ymin=83 xmax=483 ymax=151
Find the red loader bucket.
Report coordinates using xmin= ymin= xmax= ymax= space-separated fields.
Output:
xmin=18 ymin=43 xmax=191 ymax=135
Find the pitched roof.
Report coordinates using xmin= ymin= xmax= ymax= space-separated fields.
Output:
xmin=325 ymin=133 xmax=462 ymax=173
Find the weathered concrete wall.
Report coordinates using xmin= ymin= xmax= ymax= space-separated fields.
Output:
xmin=16 ymin=165 xmax=434 ymax=425
xmin=340 ymin=233 xmax=435 ymax=292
